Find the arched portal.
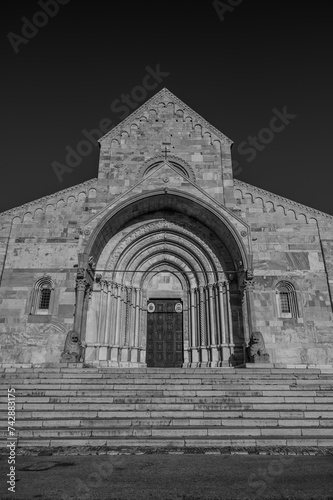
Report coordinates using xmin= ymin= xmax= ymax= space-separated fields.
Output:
xmin=82 ymin=191 xmax=251 ymax=367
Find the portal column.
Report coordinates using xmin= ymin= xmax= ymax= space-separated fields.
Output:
xmin=120 ymin=286 xmax=130 ymax=364
xmin=240 ymin=270 xmax=255 ymax=363
xmin=190 ymin=287 xmax=199 ymax=366
xmin=99 ymin=280 xmax=112 ymax=361
xmin=208 ymin=284 xmax=219 ymax=366
xmin=225 ymin=280 xmax=235 ymax=358
xmin=131 ymin=287 xmax=141 ymax=364
xmin=61 ymin=267 xmax=91 ymax=363
xmin=109 ymin=282 xmax=117 ymax=345
xmin=218 ymin=281 xmax=230 ymax=366
xmin=110 ymin=283 xmax=121 ymax=364
xmin=74 ymin=272 xmax=90 ymax=337
xmin=95 ymin=279 xmax=107 ymax=361
xmin=199 ymin=286 xmax=209 ymax=366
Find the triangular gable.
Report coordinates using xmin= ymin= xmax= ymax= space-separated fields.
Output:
xmin=99 ymin=88 xmax=233 ymax=145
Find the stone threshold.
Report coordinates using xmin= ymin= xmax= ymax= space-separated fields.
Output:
xmin=1 ymin=362 xmax=333 ymax=369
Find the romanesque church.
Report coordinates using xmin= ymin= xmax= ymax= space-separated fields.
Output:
xmin=1 ymin=88 xmax=333 ymax=368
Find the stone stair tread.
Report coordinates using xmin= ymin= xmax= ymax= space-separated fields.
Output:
xmin=2 ymin=367 xmax=333 ymax=450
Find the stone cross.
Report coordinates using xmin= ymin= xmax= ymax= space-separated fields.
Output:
xmin=161 ymin=142 xmax=171 ymax=158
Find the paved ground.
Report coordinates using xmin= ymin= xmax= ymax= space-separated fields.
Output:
xmin=1 ymin=452 xmax=333 ymax=500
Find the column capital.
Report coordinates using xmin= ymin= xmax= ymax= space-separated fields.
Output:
xmin=76 ymin=277 xmax=89 ymax=293
xmin=242 ymin=270 xmax=256 ymax=293
xmin=77 ymin=267 xmax=86 ymax=279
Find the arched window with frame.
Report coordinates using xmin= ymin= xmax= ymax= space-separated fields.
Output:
xmin=276 ymin=281 xmax=299 ymax=318
xmin=30 ymin=277 xmax=55 ymax=316
xmin=38 ymin=284 xmax=52 ymax=311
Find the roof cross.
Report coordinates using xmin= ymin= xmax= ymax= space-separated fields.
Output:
xmin=161 ymin=142 xmax=171 ymax=158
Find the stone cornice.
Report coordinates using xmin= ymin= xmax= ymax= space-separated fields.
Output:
xmin=234 ymin=179 xmax=333 ymax=220
xmin=99 ymin=88 xmax=233 ymax=145
xmin=0 ymin=178 xmax=98 ymax=218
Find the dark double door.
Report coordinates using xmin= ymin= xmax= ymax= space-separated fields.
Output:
xmin=146 ymin=299 xmax=183 ymax=367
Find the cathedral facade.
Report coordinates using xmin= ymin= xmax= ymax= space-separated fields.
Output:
xmin=1 ymin=89 xmax=333 ymax=367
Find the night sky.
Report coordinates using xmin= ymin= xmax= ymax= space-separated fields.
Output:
xmin=1 ymin=1 xmax=332 ymax=215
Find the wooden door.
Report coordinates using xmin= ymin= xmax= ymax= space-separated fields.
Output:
xmin=146 ymin=299 xmax=183 ymax=367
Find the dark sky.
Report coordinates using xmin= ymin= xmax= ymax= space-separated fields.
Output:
xmin=1 ymin=1 xmax=332 ymax=215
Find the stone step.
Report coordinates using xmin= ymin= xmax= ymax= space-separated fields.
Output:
xmin=3 ymin=412 xmax=333 ymax=429
xmin=3 ymin=390 xmax=333 ymax=400
xmin=3 ymin=409 xmax=333 ymax=421
xmin=1 ymin=367 xmax=332 ymax=450
xmin=4 ymin=426 xmax=333 ymax=440
xmin=4 ymin=384 xmax=316 ymax=391
xmin=4 ymin=366 xmax=333 ymax=374
xmin=2 ymin=417 xmax=333 ymax=429
xmin=3 ymin=370 xmax=333 ymax=377
xmin=2 ymin=401 xmax=333 ymax=411
xmin=6 ymin=376 xmax=324 ymax=382
xmin=3 ymin=412 xmax=333 ymax=428
xmin=6 ymin=392 xmax=331 ymax=402
xmin=2 ymin=375 xmax=320 ymax=382
xmin=5 ymin=436 xmax=333 ymax=449
xmin=4 ymin=384 xmax=333 ymax=394
xmin=2 ymin=366 xmax=329 ymax=372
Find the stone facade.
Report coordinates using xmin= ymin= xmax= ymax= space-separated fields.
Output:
xmin=0 ymin=88 xmax=332 ymax=367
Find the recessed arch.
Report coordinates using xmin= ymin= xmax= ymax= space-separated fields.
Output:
xmin=82 ymin=190 xmax=250 ymax=272
xmin=83 ymin=190 xmax=250 ymax=368
xmin=136 ymin=156 xmax=196 ymax=182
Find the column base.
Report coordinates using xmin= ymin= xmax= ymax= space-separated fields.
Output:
xmin=139 ymin=348 xmax=146 ymax=364
xmin=221 ymin=344 xmax=233 ymax=364
xmin=85 ymin=346 xmax=98 ymax=362
xmin=210 ymin=345 xmax=221 ymax=366
xmin=130 ymin=347 xmax=139 ymax=363
xmin=199 ymin=346 xmax=210 ymax=365
xmin=221 ymin=360 xmax=231 ymax=367
xmin=99 ymin=345 xmax=110 ymax=361
xmin=191 ymin=347 xmax=200 ymax=364
xmin=110 ymin=346 xmax=119 ymax=363
xmin=120 ymin=347 xmax=130 ymax=363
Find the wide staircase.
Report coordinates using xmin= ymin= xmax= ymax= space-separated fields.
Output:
xmin=1 ymin=366 xmax=333 ymax=452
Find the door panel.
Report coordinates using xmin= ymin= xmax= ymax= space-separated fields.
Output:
xmin=146 ymin=299 xmax=183 ymax=367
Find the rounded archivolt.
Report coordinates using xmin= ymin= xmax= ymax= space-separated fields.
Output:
xmin=84 ymin=193 xmax=248 ymax=368
xmin=137 ymin=156 xmax=196 ymax=182
xmin=84 ymin=191 xmax=248 ymax=270
xmin=99 ymin=219 xmax=226 ymax=287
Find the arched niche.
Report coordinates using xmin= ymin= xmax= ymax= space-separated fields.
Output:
xmin=81 ymin=191 xmax=251 ymax=368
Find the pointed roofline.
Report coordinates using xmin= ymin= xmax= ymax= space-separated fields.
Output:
xmin=99 ymin=87 xmax=233 ymax=145
xmin=0 ymin=178 xmax=98 ymax=217
xmin=234 ymin=179 xmax=333 ymax=220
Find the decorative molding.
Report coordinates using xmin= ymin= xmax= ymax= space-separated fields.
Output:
xmin=104 ymin=220 xmax=224 ymax=281
xmin=98 ymin=88 xmax=233 ymax=146
xmin=136 ymin=155 xmax=197 ymax=183
xmin=234 ymin=179 xmax=333 ymax=221
xmin=0 ymin=178 xmax=97 ymax=219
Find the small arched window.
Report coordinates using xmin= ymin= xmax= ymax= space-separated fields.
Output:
xmin=38 ymin=285 xmax=52 ymax=310
xmin=30 ymin=277 xmax=54 ymax=315
xmin=276 ymin=281 xmax=299 ymax=318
